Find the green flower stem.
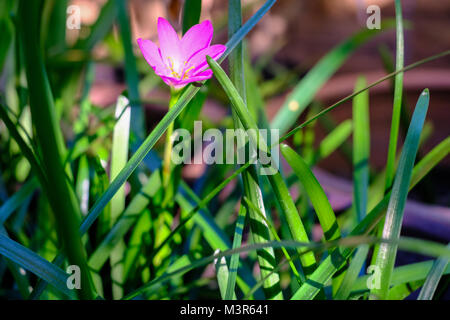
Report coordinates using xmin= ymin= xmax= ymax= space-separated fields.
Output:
xmin=162 ymin=90 xmax=181 ymax=188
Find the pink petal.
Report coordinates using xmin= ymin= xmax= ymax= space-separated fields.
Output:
xmin=137 ymin=38 xmax=166 ymax=74
xmin=177 ymin=70 xmax=213 ymax=85
xmin=159 ymin=70 xmax=213 ymax=89
xmin=185 ymin=44 xmax=227 ymax=74
xmin=157 ymin=17 xmax=182 ymax=70
xmin=181 ymin=20 xmax=213 ymax=60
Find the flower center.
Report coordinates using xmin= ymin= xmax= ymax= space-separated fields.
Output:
xmin=166 ymin=57 xmax=194 ymax=80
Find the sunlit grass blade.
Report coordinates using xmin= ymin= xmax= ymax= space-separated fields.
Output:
xmin=351 ymin=260 xmax=450 ymax=295
xmin=388 ymin=280 xmax=424 ymax=300
xmin=417 ymin=243 xmax=450 ymax=300
xmin=384 ymin=0 xmax=405 ymax=191
xmin=225 ymin=204 xmax=246 ymax=300
xmin=280 ymin=144 xmax=341 ymax=242
xmin=271 ymin=20 xmax=395 ymax=135
xmin=109 ymin=95 xmax=131 ymax=298
xmin=370 ymin=89 xmax=429 ymax=300
xmin=352 ymin=76 xmax=370 ymax=222
xmin=75 ymin=156 xmax=90 ymax=216
xmin=243 ymin=196 xmax=303 ymax=283
xmin=334 ymin=245 xmax=369 ymax=300
xmin=214 ymin=249 xmax=237 ymax=300
xmin=313 ymin=119 xmax=353 ymax=165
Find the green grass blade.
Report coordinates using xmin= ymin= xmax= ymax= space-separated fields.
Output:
xmin=384 ymin=0 xmax=405 ymax=191
xmin=314 ymin=119 xmax=353 ymax=164
xmin=0 ymin=105 xmax=48 ymax=188
xmin=75 ymin=156 xmax=90 ymax=216
xmin=109 ymin=95 xmax=131 ymax=298
xmin=225 ymin=204 xmax=246 ymax=300
xmin=225 ymin=0 xmax=282 ymax=300
xmin=370 ymin=89 xmax=429 ymax=300
xmin=410 ymin=136 xmax=450 ymax=187
xmin=352 ymin=76 xmax=370 ymax=222
xmin=88 ymin=171 xmax=160 ymax=271
xmin=271 ymin=21 xmax=395 ymax=135
xmin=18 ymin=0 xmax=94 ymax=299
xmin=75 ymin=0 xmax=117 ymax=51
xmin=417 ymin=243 xmax=450 ymax=300
xmin=334 ymin=245 xmax=369 ymax=300
xmin=115 ymin=0 xmax=145 ymax=142
xmin=214 ymin=249 xmax=237 ymax=300
xmin=182 ymin=0 xmax=202 ymax=34
xmin=0 ymin=178 xmax=38 ymax=225
xmin=351 ymin=260 xmax=450 ymax=294
xmin=280 ymin=144 xmax=341 ymax=241
xmin=0 ymin=234 xmax=73 ymax=298
xmin=388 ymin=280 xmax=424 ymax=300
xmin=243 ymin=197 xmax=303 ymax=283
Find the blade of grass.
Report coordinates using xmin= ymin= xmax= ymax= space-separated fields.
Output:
xmin=313 ymin=119 xmax=353 ymax=165
xmin=115 ymin=0 xmax=145 ymax=143
xmin=334 ymin=245 xmax=369 ymax=299
xmin=225 ymin=204 xmax=246 ymax=300
xmin=370 ymin=89 xmax=429 ymax=300
xmin=18 ymin=0 xmax=94 ymax=299
xmin=88 ymin=170 xmax=160 ymax=272
xmin=214 ymin=249 xmax=237 ymax=300
xmin=182 ymin=0 xmax=202 ymax=34
xmin=417 ymin=243 xmax=450 ymax=300
xmin=226 ymin=0 xmax=282 ymax=300
xmin=352 ymin=76 xmax=370 ymax=222
xmin=0 ymin=234 xmax=74 ymax=298
xmin=384 ymin=0 xmax=405 ymax=191
xmin=109 ymin=95 xmax=131 ymax=299
xmin=243 ymin=196 xmax=303 ymax=284
xmin=351 ymin=260 xmax=450 ymax=293
xmin=280 ymin=144 xmax=341 ymax=242
xmin=0 ymin=178 xmax=38 ymax=225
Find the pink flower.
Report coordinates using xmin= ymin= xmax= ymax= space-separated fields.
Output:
xmin=137 ymin=17 xmax=226 ymax=90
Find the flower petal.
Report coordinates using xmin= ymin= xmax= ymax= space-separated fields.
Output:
xmin=157 ymin=17 xmax=182 ymax=71
xmin=181 ymin=20 xmax=213 ymax=60
xmin=185 ymin=44 xmax=227 ymax=74
xmin=177 ymin=70 xmax=213 ymax=85
xmin=137 ymin=38 xmax=166 ymax=74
